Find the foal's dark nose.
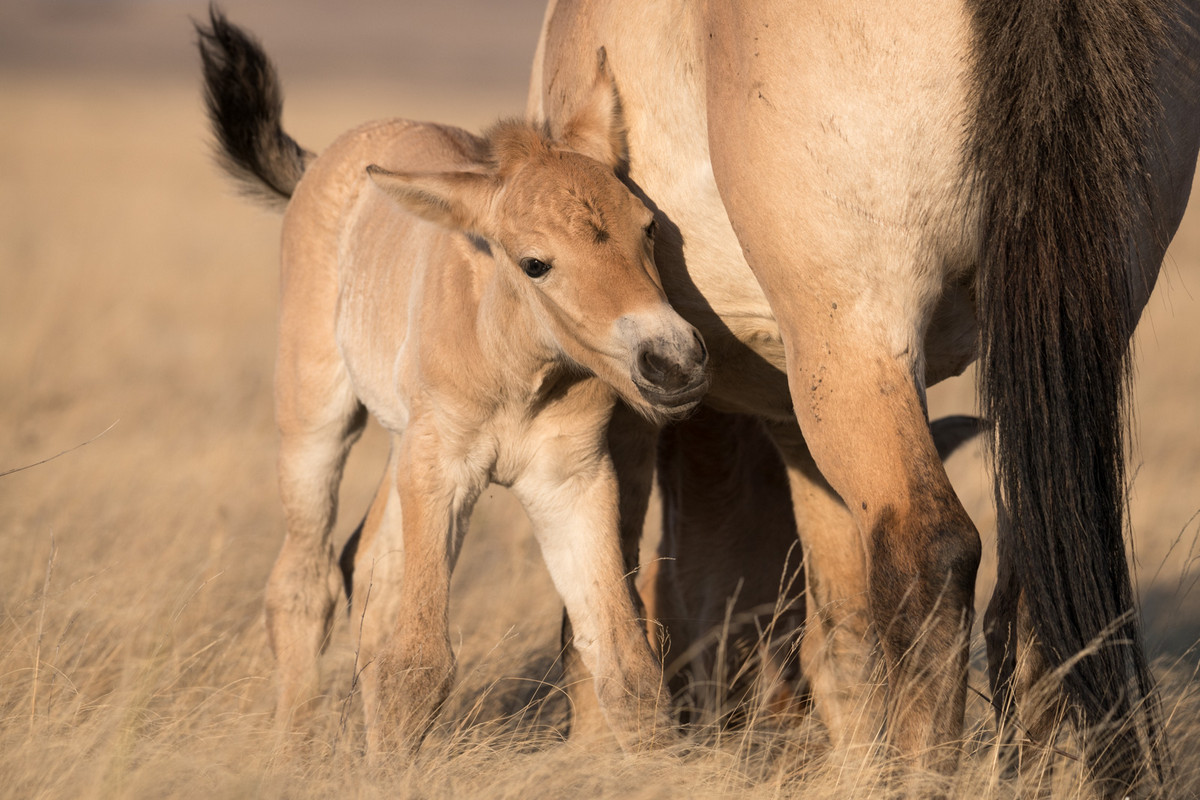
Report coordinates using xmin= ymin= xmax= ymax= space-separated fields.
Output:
xmin=636 ymin=330 xmax=707 ymax=392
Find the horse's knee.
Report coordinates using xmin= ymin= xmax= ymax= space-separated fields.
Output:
xmin=868 ymin=499 xmax=980 ymax=649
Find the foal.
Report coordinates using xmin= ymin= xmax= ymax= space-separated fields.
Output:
xmin=198 ymin=11 xmax=708 ymax=756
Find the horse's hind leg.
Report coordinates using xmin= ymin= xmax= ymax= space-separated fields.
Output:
xmin=721 ymin=265 xmax=979 ymax=774
xmin=797 ymin=358 xmax=980 ymax=778
xmin=764 ymin=421 xmax=885 ymax=752
xmin=761 ymin=415 xmax=983 ymax=751
xmin=269 ymin=397 xmax=366 ymax=727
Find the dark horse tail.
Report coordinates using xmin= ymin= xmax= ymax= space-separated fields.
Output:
xmin=968 ymin=0 xmax=1169 ymax=790
xmin=196 ymin=6 xmax=312 ymax=210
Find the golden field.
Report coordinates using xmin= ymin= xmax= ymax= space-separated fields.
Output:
xmin=2 ymin=1 xmax=1198 ymax=796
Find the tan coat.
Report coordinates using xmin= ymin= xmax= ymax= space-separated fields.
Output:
xmin=199 ymin=11 xmax=706 ymax=757
xmin=529 ymin=0 xmax=1200 ymax=786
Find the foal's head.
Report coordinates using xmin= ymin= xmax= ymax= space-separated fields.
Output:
xmin=368 ymin=53 xmax=708 ymax=421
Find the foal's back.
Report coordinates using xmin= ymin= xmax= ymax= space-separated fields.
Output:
xmin=279 ymin=119 xmax=490 ymax=427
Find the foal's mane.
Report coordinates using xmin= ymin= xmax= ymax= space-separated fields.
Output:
xmin=477 ymin=118 xmax=558 ymax=176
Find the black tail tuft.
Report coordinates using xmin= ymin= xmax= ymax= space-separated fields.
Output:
xmin=196 ymin=5 xmax=311 ymax=209
xmin=968 ymin=0 xmax=1170 ymax=790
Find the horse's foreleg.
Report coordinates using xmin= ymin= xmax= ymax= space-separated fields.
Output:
xmin=651 ymin=406 xmax=805 ymax=724
xmin=560 ymin=404 xmax=658 ymax=742
xmin=367 ymin=427 xmax=474 ymax=760
xmin=269 ymin=353 xmax=366 ymax=729
xmin=516 ymin=440 xmax=672 ymax=752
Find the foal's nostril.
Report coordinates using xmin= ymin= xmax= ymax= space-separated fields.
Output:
xmin=638 ymin=345 xmax=686 ymax=391
xmin=639 ymin=347 xmax=665 ymax=380
xmin=692 ymin=330 xmax=708 ymax=366
xmin=636 ymin=327 xmax=711 ymax=396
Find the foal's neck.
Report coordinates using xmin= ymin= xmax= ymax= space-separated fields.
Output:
xmin=472 ymin=258 xmax=561 ymax=400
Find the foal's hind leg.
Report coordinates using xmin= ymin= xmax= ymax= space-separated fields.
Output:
xmin=366 ymin=422 xmax=482 ymax=759
xmin=268 ymin=363 xmax=366 ymax=727
xmin=267 ymin=204 xmax=370 ymax=728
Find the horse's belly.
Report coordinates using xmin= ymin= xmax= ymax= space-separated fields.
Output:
xmin=642 ymin=155 xmax=794 ymax=418
xmin=335 ymin=192 xmax=426 ymax=434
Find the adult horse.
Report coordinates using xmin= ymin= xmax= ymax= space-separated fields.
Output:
xmin=529 ymin=0 xmax=1200 ymax=791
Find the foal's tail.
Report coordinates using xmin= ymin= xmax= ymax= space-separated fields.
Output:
xmin=968 ymin=0 xmax=1169 ymax=790
xmin=196 ymin=7 xmax=312 ymax=211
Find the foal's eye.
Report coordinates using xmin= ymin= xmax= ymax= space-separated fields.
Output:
xmin=520 ymin=257 xmax=552 ymax=279
xmin=644 ymin=220 xmax=657 ymax=240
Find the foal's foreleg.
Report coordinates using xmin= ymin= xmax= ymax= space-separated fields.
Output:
xmin=560 ymin=405 xmax=658 ymax=741
xmin=344 ymin=446 xmax=408 ymax=739
xmin=517 ymin=448 xmax=672 ymax=752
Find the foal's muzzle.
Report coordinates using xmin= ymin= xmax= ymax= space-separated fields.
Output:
xmin=633 ymin=329 xmax=709 ymax=418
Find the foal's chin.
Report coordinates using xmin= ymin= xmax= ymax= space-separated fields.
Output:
xmin=635 ymin=377 xmax=709 ymax=423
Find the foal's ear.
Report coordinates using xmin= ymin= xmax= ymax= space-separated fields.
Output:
xmin=366 ymin=165 xmax=496 ymax=236
xmin=558 ymin=47 xmax=628 ymax=170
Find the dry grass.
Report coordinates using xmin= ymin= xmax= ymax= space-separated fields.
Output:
xmin=2 ymin=2 xmax=1199 ymax=797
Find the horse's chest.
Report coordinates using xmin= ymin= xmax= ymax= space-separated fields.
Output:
xmin=492 ymin=381 xmax=615 ymax=486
